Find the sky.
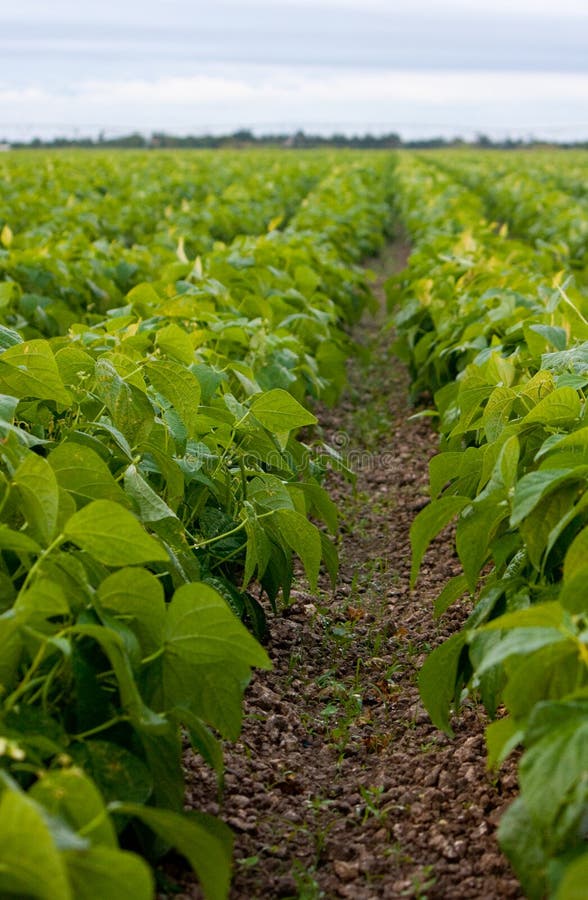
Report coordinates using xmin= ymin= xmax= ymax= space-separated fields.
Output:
xmin=1 ymin=0 xmax=587 ymax=142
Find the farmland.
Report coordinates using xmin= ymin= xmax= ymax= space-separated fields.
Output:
xmin=0 ymin=147 xmax=587 ymax=899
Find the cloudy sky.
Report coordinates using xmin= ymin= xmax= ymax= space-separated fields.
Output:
xmin=1 ymin=0 xmax=587 ymax=141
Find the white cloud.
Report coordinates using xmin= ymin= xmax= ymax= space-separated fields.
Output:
xmin=2 ymin=66 xmax=588 ymax=140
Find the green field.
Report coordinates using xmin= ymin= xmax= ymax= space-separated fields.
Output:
xmin=0 ymin=148 xmax=587 ymax=899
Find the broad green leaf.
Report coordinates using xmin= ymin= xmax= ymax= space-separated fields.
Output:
xmin=160 ymin=583 xmax=270 ymax=739
xmin=0 ymin=324 xmax=23 ymax=349
xmin=559 ymin=570 xmax=588 ymax=613
xmin=110 ymin=804 xmax=232 ymax=900
xmin=521 ymin=700 xmax=588 ymax=829
xmin=510 ymin=469 xmax=587 ymax=528
xmin=410 ymin=496 xmax=469 ymax=587
xmin=248 ymin=474 xmax=294 ymax=511
xmin=14 ymin=578 xmax=69 ymax=627
xmin=0 ymin=339 xmax=71 ymax=405
xmin=523 ymin=387 xmax=581 ymax=426
xmin=97 ymin=567 xmax=165 ymax=654
xmin=0 ymin=523 xmax=41 ymax=555
xmin=74 ymin=741 xmax=153 ymax=807
xmin=156 ymin=323 xmax=195 ymax=366
xmin=0 ymin=788 xmax=72 ymax=900
xmin=13 ymin=452 xmax=60 ymax=546
xmin=138 ymin=728 xmax=184 ymax=813
xmin=274 ymin=508 xmax=322 ymax=591
xmin=48 ymin=443 xmax=127 ymax=508
xmin=564 ymin=525 xmax=588 ymax=582
xmin=472 ymin=628 xmax=567 ymax=676
xmin=164 ymin=583 xmax=270 ymax=670
xmin=503 ymin=641 xmax=581 ymax=720
xmin=123 ymin=464 xmax=177 ymax=523
xmin=418 ymin=632 xmax=467 ymax=736
xmin=433 ymin=573 xmax=469 ymax=618
xmin=64 ymin=500 xmax=168 ymax=566
xmin=521 ymin=482 xmax=582 ymax=570
xmin=145 ymin=358 xmax=201 ymax=438
xmin=498 ymin=796 xmax=548 ymax=900
xmin=54 ymin=346 xmax=95 ymax=386
xmin=30 ymin=769 xmax=116 ymax=848
xmin=64 ymin=847 xmax=153 ymax=900
xmin=243 ymin=515 xmax=272 ymax=586
xmin=0 ymin=615 xmax=24 ymax=691
xmin=69 ymin=624 xmax=168 ymax=733
xmin=289 ymin=482 xmax=338 ymax=534
xmin=94 ymin=359 xmax=153 ymax=447
xmin=250 ymin=388 xmax=317 ymax=433
xmin=456 ymin=493 xmax=510 ymax=590
xmin=528 ymin=324 xmax=567 ymax=351
xmin=555 ymin=854 xmax=588 ymax=900
xmin=485 ymin=718 xmax=523 ymax=769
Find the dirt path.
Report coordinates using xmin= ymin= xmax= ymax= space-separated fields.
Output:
xmin=164 ymin=241 xmax=522 ymax=899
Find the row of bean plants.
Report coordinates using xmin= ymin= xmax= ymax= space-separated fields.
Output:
xmin=427 ymin=151 xmax=588 ymax=275
xmin=391 ymin=152 xmax=588 ymax=899
xmin=0 ymin=150 xmax=395 ymax=899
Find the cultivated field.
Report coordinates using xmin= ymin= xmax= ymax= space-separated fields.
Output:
xmin=0 ymin=148 xmax=586 ymax=899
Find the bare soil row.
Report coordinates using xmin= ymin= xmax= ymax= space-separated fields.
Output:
xmin=162 ymin=242 xmax=522 ymax=900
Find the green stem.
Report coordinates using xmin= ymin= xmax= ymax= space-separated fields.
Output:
xmin=191 ymin=509 xmax=274 ymax=550
xmin=72 ymin=715 xmax=130 ymax=741
xmin=18 ymin=533 xmax=65 ymax=597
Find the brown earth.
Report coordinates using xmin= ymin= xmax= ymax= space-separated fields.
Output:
xmin=160 ymin=240 xmax=522 ymax=900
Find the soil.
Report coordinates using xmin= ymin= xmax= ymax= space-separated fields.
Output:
xmin=160 ymin=240 xmax=523 ymax=899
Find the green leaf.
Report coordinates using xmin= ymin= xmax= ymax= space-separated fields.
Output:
xmin=64 ymin=500 xmax=168 ymax=566
xmin=498 ymin=796 xmax=548 ymax=900
xmin=510 ymin=469 xmax=586 ymax=528
xmin=289 ymin=482 xmax=338 ymax=534
xmin=274 ymin=508 xmax=322 ymax=591
xmin=145 ymin=358 xmax=201 ymax=438
xmin=110 ymin=804 xmax=232 ymax=900
xmin=13 ymin=452 xmax=60 ymax=546
xmin=564 ymin=525 xmax=588 ymax=582
xmin=74 ymin=741 xmax=153 ymax=807
xmin=64 ymin=847 xmax=153 ymax=900
xmin=528 ymin=324 xmax=567 ymax=351
xmin=555 ymin=854 xmax=588 ymax=900
xmin=14 ymin=577 xmax=69 ymax=627
xmin=156 ymin=323 xmax=194 ymax=366
xmin=503 ymin=641 xmax=580 ymax=720
xmin=250 ymin=388 xmax=317 ymax=433
xmin=30 ymin=769 xmax=116 ymax=848
xmin=521 ymin=700 xmax=588 ymax=829
xmin=0 ymin=788 xmax=72 ymax=900
xmin=69 ymin=624 xmax=168 ymax=733
xmin=559 ymin=570 xmax=588 ymax=614
xmin=0 ymin=523 xmax=41 ymax=555
xmin=410 ymin=496 xmax=469 ymax=587
xmin=160 ymin=583 xmax=270 ymax=739
xmin=94 ymin=359 xmax=153 ymax=447
xmin=97 ymin=567 xmax=166 ymax=654
xmin=472 ymin=628 xmax=568 ymax=676
xmin=418 ymin=632 xmax=467 ymax=736
xmin=456 ymin=494 xmax=510 ymax=590
xmin=48 ymin=443 xmax=127 ymax=508
xmin=433 ymin=573 xmax=469 ymax=618
xmin=523 ymin=387 xmax=581 ymax=426
xmin=485 ymin=718 xmax=523 ymax=769
xmin=0 ymin=339 xmax=71 ymax=405
xmin=123 ymin=464 xmax=177 ymax=523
